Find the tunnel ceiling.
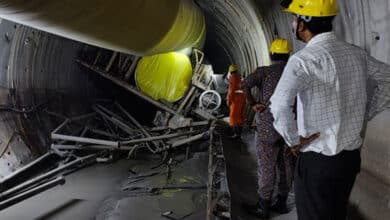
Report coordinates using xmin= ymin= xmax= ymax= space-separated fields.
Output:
xmin=196 ymin=0 xmax=272 ymax=75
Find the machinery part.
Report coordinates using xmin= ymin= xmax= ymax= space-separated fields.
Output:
xmin=168 ymin=115 xmax=193 ymax=130
xmin=153 ymin=111 xmax=171 ymax=127
xmin=199 ymin=90 xmax=222 ymax=111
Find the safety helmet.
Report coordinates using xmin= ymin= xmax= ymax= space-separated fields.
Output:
xmin=270 ymin=38 xmax=292 ymax=54
xmin=229 ymin=65 xmax=238 ymax=72
xmin=284 ymin=0 xmax=339 ymax=17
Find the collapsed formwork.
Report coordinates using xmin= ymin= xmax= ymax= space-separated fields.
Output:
xmin=0 ymin=46 xmax=232 ymax=219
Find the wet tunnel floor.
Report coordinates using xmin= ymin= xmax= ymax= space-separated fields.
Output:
xmin=221 ymin=128 xmax=297 ymax=220
xmin=0 ymin=154 xmax=208 ymax=220
xmin=0 ymin=159 xmax=133 ymax=220
xmin=0 ymin=129 xmax=298 ymax=220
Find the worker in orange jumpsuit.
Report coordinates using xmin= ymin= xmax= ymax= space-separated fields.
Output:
xmin=227 ymin=64 xmax=246 ymax=139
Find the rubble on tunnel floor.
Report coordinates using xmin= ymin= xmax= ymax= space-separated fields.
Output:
xmin=0 ymin=102 xmax=232 ymax=220
xmin=95 ymin=153 xmax=209 ymax=220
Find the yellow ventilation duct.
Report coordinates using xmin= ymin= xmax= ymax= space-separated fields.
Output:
xmin=0 ymin=0 xmax=205 ymax=55
xmin=135 ymin=52 xmax=193 ymax=102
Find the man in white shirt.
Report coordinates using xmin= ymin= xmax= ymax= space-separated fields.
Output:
xmin=270 ymin=0 xmax=390 ymax=219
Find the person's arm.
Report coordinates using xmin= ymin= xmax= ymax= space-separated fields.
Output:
xmin=242 ymin=79 xmax=256 ymax=107
xmin=243 ymin=68 xmax=267 ymax=112
xmin=367 ymin=55 xmax=390 ymax=120
xmin=226 ymin=77 xmax=233 ymax=106
xmin=270 ymin=56 xmax=312 ymax=147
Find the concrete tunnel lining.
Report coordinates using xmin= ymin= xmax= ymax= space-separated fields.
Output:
xmin=0 ymin=0 xmax=388 ymax=219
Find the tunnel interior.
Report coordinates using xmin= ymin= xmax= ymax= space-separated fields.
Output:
xmin=0 ymin=0 xmax=389 ymax=219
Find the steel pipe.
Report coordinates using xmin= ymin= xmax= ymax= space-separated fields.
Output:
xmin=115 ymin=102 xmax=159 ymax=148
xmin=79 ymin=61 xmax=179 ymax=116
xmin=171 ymin=132 xmax=207 ymax=148
xmin=0 ymin=152 xmax=54 ymax=186
xmin=120 ymin=130 xmax=200 ymax=145
xmin=149 ymin=121 xmax=210 ymax=132
xmin=51 ymin=133 xmax=119 ymax=147
xmin=0 ymin=154 xmax=97 ymax=201
xmin=0 ymin=176 xmax=66 ymax=211
xmin=51 ymin=144 xmax=138 ymax=151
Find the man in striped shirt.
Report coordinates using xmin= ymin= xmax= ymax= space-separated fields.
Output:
xmin=270 ymin=0 xmax=390 ymax=219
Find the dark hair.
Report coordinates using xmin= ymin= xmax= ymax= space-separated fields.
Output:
xmin=270 ymin=53 xmax=290 ymax=62
xmin=280 ymin=0 xmax=292 ymax=8
xmin=301 ymin=16 xmax=335 ymax=35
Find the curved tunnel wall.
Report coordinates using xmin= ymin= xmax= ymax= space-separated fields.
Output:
xmin=197 ymin=0 xmax=272 ymax=75
xmin=0 ymin=19 xmax=98 ymax=178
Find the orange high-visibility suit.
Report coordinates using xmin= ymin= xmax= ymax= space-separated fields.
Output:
xmin=227 ymin=73 xmax=246 ymax=126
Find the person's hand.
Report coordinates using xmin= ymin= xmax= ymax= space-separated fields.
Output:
xmin=291 ymin=132 xmax=320 ymax=157
xmin=252 ymin=104 xmax=267 ymax=112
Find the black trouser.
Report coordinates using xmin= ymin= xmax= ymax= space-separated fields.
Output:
xmin=295 ymin=150 xmax=361 ymax=220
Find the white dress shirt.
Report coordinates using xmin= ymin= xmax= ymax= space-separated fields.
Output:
xmin=270 ymin=32 xmax=390 ymax=156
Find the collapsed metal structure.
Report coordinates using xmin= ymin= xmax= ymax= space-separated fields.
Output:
xmin=50 ymin=102 xmax=209 ymax=155
xmin=0 ymin=47 xmax=231 ymax=219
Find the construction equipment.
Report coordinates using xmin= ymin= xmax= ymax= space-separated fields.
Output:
xmin=78 ymin=48 xmax=222 ymax=125
xmin=47 ymin=101 xmax=210 ymax=158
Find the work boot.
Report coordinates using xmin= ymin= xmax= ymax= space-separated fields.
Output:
xmin=236 ymin=126 xmax=242 ymax=136
xmin=228 ymin=133 xmax=239 ymax=139
xmin=243 ymin=198 xmax=270 ymax=219
xmin=270 ymin=195 xmax=289 ymax=214
xmin=228 ymin=126 xmax=240 ymax=139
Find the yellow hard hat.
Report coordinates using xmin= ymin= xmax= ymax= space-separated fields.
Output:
xmin=270 ymin=38 xmax=292 ymax=54
xmin=284 ymin=0 xmax=339 ymax=17
xmin=229 ymin=65 xmax=238 ymax=72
